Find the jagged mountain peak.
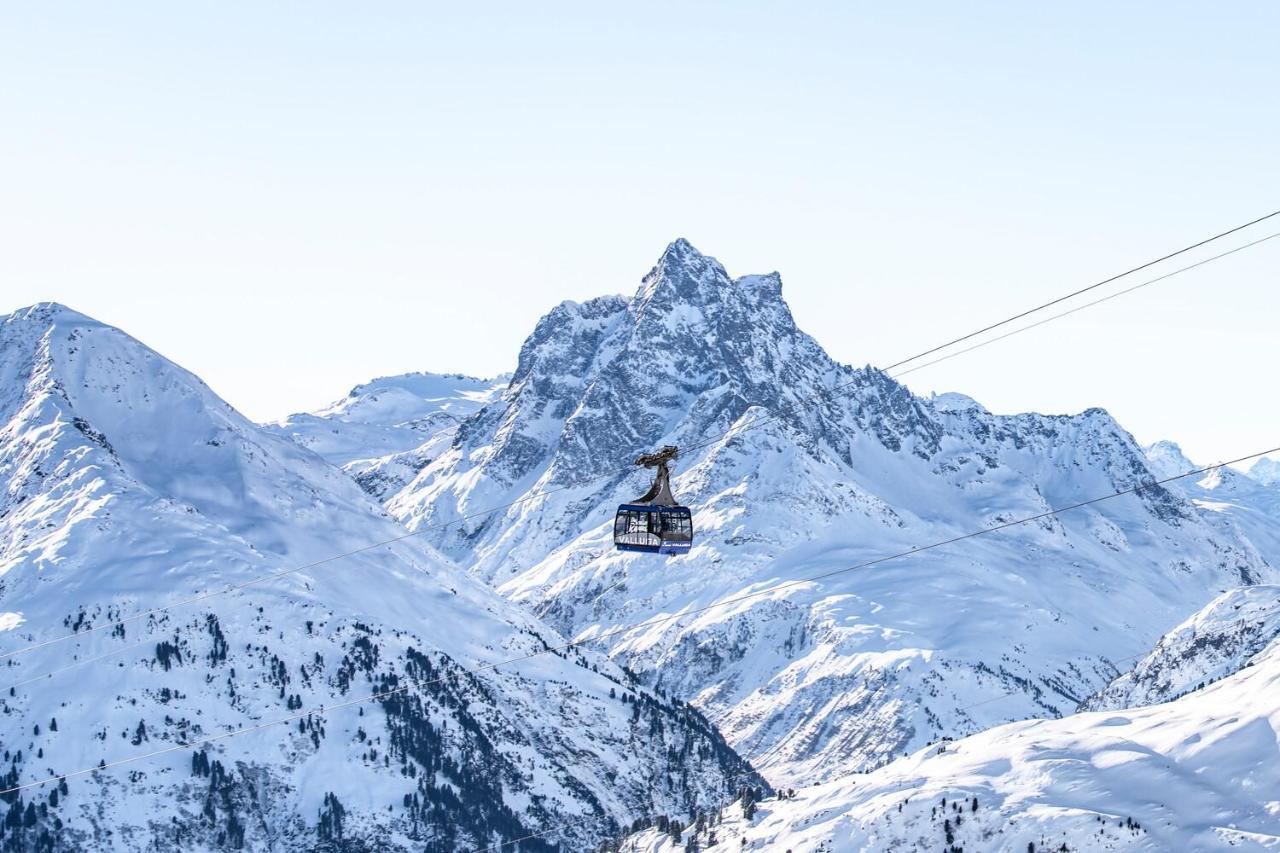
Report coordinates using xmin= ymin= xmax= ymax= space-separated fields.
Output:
xmin=1145 ymin=439 xmax=1264 ymax=496
xmin=510 ymin=293 xmax=629 ymax=387
xmin=650 ymin=236 xmax=710 ymax=275
xmin=637 ymin=237 xmax=725 ymax=299
xmin=1144 ymin=439 xmax=1197 ymax=479
xmin=448 ymin=240 xmax=852 ymax=495
xmin=378 ymin=240 xmax=1275 ymax=788
xmin=634 ymin=238 xmax=789 ymax=321
xmin=661 ymin=235 xmax=699 ymax=258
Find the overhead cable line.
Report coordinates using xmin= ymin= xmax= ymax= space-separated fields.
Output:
xmin=3 ymin=212 xmax=1274 ymax=666
xmin=890 ymin=230 xmax=1280 ymax=381
xmin=878 ymin=207 xmax=1280 ymax=373
xmin=3 ymin=637 xmax=154 ymax=692
xmin=2 ymin=445 xmax=1273 ymax=800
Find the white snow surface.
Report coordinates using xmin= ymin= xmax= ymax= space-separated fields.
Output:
xmin=267 ymin=371 xmax=506 ymax=469
xmin=624 ymin=583 xmax=1280 ymax=851
xmin=377 ymin=239 xmax=1278 ymax=789
xmin=1249 ymin=457 xmax=1280 ymax=486
xmin=1083 ymin=584 xmax=1280 ymax=711
xmin=627 ymin=634 xmax=1280 ymax=851
xmin=0 ymin=303 xmax=758 ymax=851
xmin=1145 ymin=440 xmax=1280 ymax=594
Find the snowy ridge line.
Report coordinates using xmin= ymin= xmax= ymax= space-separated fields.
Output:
xmin=4 ymin=216 xmax=1270 ymax=670
xmin=1 ymin=446 xmax=1272 ymax=799
xmin=0 ymin=482 xmax=582 ymax=662
xmin=735 ymin=645 xmax=1149 ymax=779
xmin=601 ymin=445 xmax=1278 ymax=638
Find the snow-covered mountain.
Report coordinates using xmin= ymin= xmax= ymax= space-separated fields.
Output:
xmin=623 ymin=585 xmax=1280 ymax=852
xmin=624 ymin=636 xmax=1280 ymax=851
xmin=0 ymin=303 xmax=760 ymax=852
xmin=1249 ymin=457 xmax=1280 ymax=486
xmin=1144 ymin=440 xmax=1280 ymax=577
xmin=369 ymin=239 xmax=1274 ymax=786
xmin=266 ymin=372 xmax=507 ymax=502
xmin=1082 ymin=583 xmax=1280 ymax=711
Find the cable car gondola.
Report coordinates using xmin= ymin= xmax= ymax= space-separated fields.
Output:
xmin=613 ymin=445 xmax=694 ymax=555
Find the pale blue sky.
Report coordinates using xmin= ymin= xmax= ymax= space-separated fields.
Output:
xmin=3 ymin=3 xmax=1277 ymax=466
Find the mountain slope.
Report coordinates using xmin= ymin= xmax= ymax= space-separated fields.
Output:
xmin=0 ymin=303 xmax=759 ymax=852
xmin=1082 ymin=584 xmax=1280 ymax=712
xmin=269 ymin=372 xmax=508 ymax=503
xmin=1249 ymin=457 xmax=1280 ymax=486
xmin=625 ymin=631 xmax=1280 ymax=852
xmin=266 ymin=371 xmax=506 ymax=489
xmin=381 ymin=240 xmax=1274 ymax=786
xmin=1145 ymin=440 xmax=1280 ymax=571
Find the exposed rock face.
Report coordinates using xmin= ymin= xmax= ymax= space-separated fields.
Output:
xmin=376 ymin=241 xmax=1273 ymax=784
xmin=1082 ymin=584 xmax=1280 ymax=711
xmin=626 ymin=626 xmax=1280 ymax=851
